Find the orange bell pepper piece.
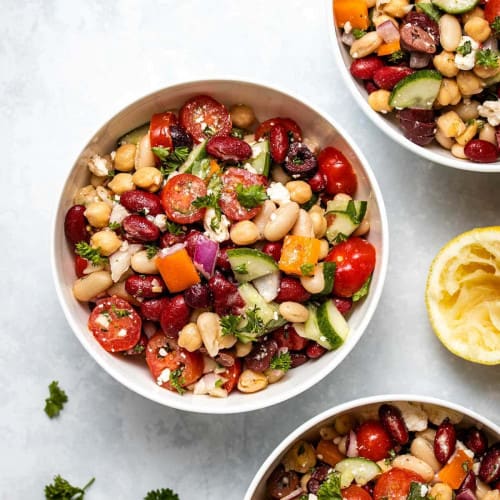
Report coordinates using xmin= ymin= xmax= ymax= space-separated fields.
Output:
xmin=156 ymin=248 xmax=200 ymax=293
xmin=377 ymin=40 xmax=401 ymax=56
xmin=333 ymin=0 xmax=369 ymax=30
xmin=316 ymin=439 xmax=345 ymax=467
xmin=278 ymin=235 xmax=321 ymax=276
xmin=437 ymin=450 xmax=474 ymax=489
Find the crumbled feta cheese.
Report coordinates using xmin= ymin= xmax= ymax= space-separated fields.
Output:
xmin=456 ymin=440 xmax=475 ymax=458
xmin=308 ymin=494 xmax=318 ymax=500
xmin=203 ymin=207 xmax=230 ymax=243
xmin=117 ymin=328 xmax=127 ymax=337
xmin=393 ymin=402 xmax=428 ymax=431
xmin=151 ymin=278 xmax=162 ymax=293
xmin=421 ymin=404 xmax=463 ymax=425
xmin=267 ymin=182 xmax=290 ymax=205
xmin=87 ymin=154 xmax=111 ymax=177
xmin=344 ymin=21 xmax=352 ymax=33
xmin=455 ymin=36 xmax=479 ymax=71
xmin=243 ymin=162 xmax=257 ymax=174
xmin=420 ymin=485 xmax=428 ymax=497
xmin=109 ymin=242 xmax=142 ymax=282
xmin=95 ymin=313 xmax=110 ymax=329
xmin=472 ymin=461 xmax=480 ymax=474
xmin=156 ymin=368 xmax=171 ymax=386
xmin=153 ymin=214 xmax=168 ymax=231
xmin=478 ymin=100 xmax=500 ymax=127
xmin=158 ymin=347 xmax=168 ymax=357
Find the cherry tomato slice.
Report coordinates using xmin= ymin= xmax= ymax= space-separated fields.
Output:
xmin=342 ymin=485 xmax=373 ymax=500
xmin=222 ymin=358 xmax=242 ymax=393
xmin=373 ymin=468 xmax=424 ymax=500
xmin=145 ymin=333 xmax=204 ymax=392
xmin=150 ymin=111 xmax=178 ymax=151
xmin=356 ymin=420 xmax=393 ymax=461
xmin=88 ymin=296 xmax=141 ymax=352
xmin=318 ymin=147 xmax=358 ymax=196
xmin=325 ymin=237 xmax=376 ymax=298
xmin=485 ymin=0 xmax=500 ymax=23
xmin=179 ymin=95 xmax=232 ymax=143
xmin=219 ymin=167 xmax=268 ymax=221
xmin=254 ymin=117 xmax=303 ymax=142
xmin=161 ymin=173 xmax=207 ymax=224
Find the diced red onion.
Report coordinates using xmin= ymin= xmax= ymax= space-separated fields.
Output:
xmin=158 ymin=242 xmax=186 ymax=258
xmin=253 ymin=271 xmax=280 ymax=302
xmin=193 ymin=235 xmax=219 ymax=279
xmin=342 ymin=31 xmax=355 ymax=46
xmin=281 ymin=488 xmax=304 ymax=500
xmin=347 ymin=430 xmax=359 ymax=457
xmin=376 ymin=20 xmax=400 ymax=43
xmin=483 ymin=36 xmax=498 ymax=51
xmin=456 ymin=490 xmax=477 ymax=500
xmin=410 ymin=52 xmax=431 ymax=69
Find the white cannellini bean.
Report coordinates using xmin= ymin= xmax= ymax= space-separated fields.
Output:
xmin=439 ymin=14 xmax=462 ymax=52
xmin=73 ymin=271 xmax=113 ymax=302
xmin=291 ymin=209 xmax=315 ymax=238
xmin=253 ymin=200 xmax=277 ymax=238
xmin=392 ymin=454 xmax=434 ymax=482
xmin=130 ymin=250 xmax=159 ymax=274
xmin=263 ymin=202 xmax=300 ymax=241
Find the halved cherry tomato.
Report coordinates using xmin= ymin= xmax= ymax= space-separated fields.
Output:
xmin=325 ymin=237 xmax=376 ymax=298
xmin=145 ymin=333 xmax=203 ymax=392
xmin=342 ymin=485 xmax=373 ymax=500
xmin=219 ymin=167 xmax=268 ymax=221
xmin=179 ymin=95 xmax=232 ymax=143
xmin=88 ymin=296 xmax=141 ymax=352
xmin=485 ymin=0 xmax=500 ymax=23
xmin=161 ymin=173 xmax=207 ymax=224
xmin=318 ymin=147 xmax=358 ymax=196
xmin=75 ymin=255 xmax=89 ymax=278
xmin=356 ymin=420 xmax=392 ymax=461
xmin=222 ymin=358 xmax=242 ymax=393
xmin=373 ymin=468 xmax=424 ymax=500
xmin=254 ymin=117 xmax=303 ymax=142
xmin=150 ymin=111 xmax=178 ymax=151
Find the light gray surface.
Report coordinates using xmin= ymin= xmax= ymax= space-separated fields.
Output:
xmin=1 ymin=1 xmax=499 ymax=499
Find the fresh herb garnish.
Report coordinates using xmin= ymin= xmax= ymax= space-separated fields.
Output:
xmin=165 ymin=220 xmax=185 ymax=235
xmin=457 ymin=40 xmax=472 ymax=56
xmin=476 ymin=48 xmax=499 ymax=68
xmin=234 ymin=263 xmax=249 ymax=274
xmin=491 ymin=16 xmax=500 ymax=37
xmin=153 ymin=146 xmax=190 ymax=175
xmin=300 ymin=193 xmax=319 ymax=212
xmin=317 ymin=471 xmax=342 ymax=500
xmin=107 ymin=170 xmax=116 ymax=179
xmin=203 ymin=125 xmax=216 ymax=137
xmin=75 ymin=242 xmax=107 ymax=266
xmin=111 ymin=304 xmax=131 ymax=317
xmin=192 ymin=193 xmax=220 ymax=210
xmin=169 ymin=368 xmax=186 ymax=395
xmin=352 ymin=275 xmax=372 ymax=302
xmin=44 ymin=381 xmax=68 ymax=418
xmin=108 ymin=221 xmax=121 ymax=231
xmin=352 ymin=28 xmax=367 ymax=39
xmin=220 ymin=306 xmax=268 ymax=342
xmin=235 ymin=183 xmax=268 ymax=209
xmin=144 ymin=488 xmax=179 ymax=500
xmin=193 ymin=186 xmax=223 ymax=230
xmin=388 ymin=50 xmax=405 ymax=63
xmin=215 ymin=378 xmax=224 ymax=388
xmin=45 ymin=475 xmax=95 ymax=499
xmin=300 ymin=263 xmax=315 ymax=276
xmin=407 ymin=482 xmax=432 ymax=500
xmin=333 ymin=233 xmax=349 ymax=244
xmin=385 ymin=448 xmax=397 ymax=465
xmin=132 ymin=344 xmax=145 ymax=354
xmin=292 ymin=157 xmax=304 ymax=165
xmin=270 ymin=352 xmax=292 ymax=372
xmin=230 ymin=127 xmax=246 ymax=139
xmin=146 ymin=245 xmax=159 ymax=259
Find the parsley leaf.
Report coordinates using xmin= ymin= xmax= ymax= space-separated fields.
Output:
xmin=169 ymin=368 xmax=186 ymax=395
xmin=230 ymin=127 xmax=246 ymax=139
xmin=476 ymin=49 xmax=500 ymax=68
xmin=300 ymin=263 xmax=314 ymax=276
xmin=111 ymin=304 xmax=131 ymax=318
xmin=388 ymin=50 xmax=405 ymax=63
xmin=45 ymin=475 xmax=94 ymax=499
xmin=220 ymin=314 xmax=242 ymax=336
xmin=457 ymin=40 xmax=472 ymax=56
xmin=270 ymin=352 xmax=292 ymax=372
xmin=44 ymin=381 xmax=68 ymax=418
xmin=192 ymin=193 xmax=220 ymax=210
xmin=220 ymin=307 xmax=268 ymax=342
xmin=75 ymin=242 xmax=107 ymax=266
xmin=234 ymin=263 xmax=248 ymax=274
xmin=352 ymin=28 xmax=366 ymax=39
xmin=203 ymin=125 xmax=216 ymax=137
xmin=491 ymin=16 xmax=500 ymax=38
xmin=352 ymin=275 xmax=372 ymax=302
xmin=153 ymin=146 xmax=190 ymax=175
xmin=145 ymin=245 xmax=159 ymax=259
xmin=317 ymin=471 xmax=342 ymax=500
xmin=144 ymin=488 xmax=179 ymax=500
xmin=235 ymin=184 xmax=268 ymax=209
xmin=407 ymin=482 xmax=432 ymax=500
xmin=165 ymin=220 xmax=185 ymax=235
xmin=108 ymin=221 xmax=121 ymax=231
xmin=215 ymin=378 xmax=224 ymax=388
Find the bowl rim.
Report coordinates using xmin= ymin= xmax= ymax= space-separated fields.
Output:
xmin=51 ymin=77 xmax=389 ymax=414
xmin=244 ymin=393 xmax=500 ymax=499
xmin=323 ymin=0 xmax=500 ymax=173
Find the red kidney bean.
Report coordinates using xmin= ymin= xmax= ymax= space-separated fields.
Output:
xmin=267 ymin=465 xmax=299 ymax=500
xmin=185 ymin=229 xmax=205 ymax=259
xmin=463 ymin=428 xmax=488 ymax=456
xmin=290 ymin=352 xmax=308 ymax=368
xmin=460 ymin=471 xmax=477 ymax=491
xmin=215 ymin=350 xmax=236 ymax=367
xmin=122 ymin=214 xmax=160 ymax=243
xmin=119 ymin=190 xmax=163 ymax=216
xmin=184 ymin=282 xmax=211 ymax=309
xmin=123 ymin=333 xmax=148 ymax=356
xmin=334 ymin=297 xmax=353 ymax=316
xmin=64 ymin=205 xmax=89 ymax=245
xmin=434 ymin=418 xmax=457 ymax=464
xmin=139 ymin=297 xmax=170 ymax=321
xmin=125 ymin=275 xmax=166 ymax=299
xmin=378 ymin=404 xmax=409 ymax=445
xmin=160 ymin=231 xmax=186 ymax=248
xmin=273 ymin=324 xmax=309 ymax=351
xmin=350 ymin=56 xmax=385 ymax=80
xmin=245 ymin=339 xmax=278 ymax=372
xmin=216 ymin=244 xmax=236 ymax=271
xmin=494 ymin=480 xmax=500 ymax=490
xmin=373 ymin=66 xmax=414 ymax=91
xmin=262 ymin=241 xmax=283 ymax=262
xmin=364 ymin=80 xmax=379 ymax=94
xmin=399 ymin=108 xmax=435 ymax=123
xmin=276 ymin=277 xmax=311 ymax=303
xmin=464 ymin=139 xmax=499 ymax=163
xmin=159 ymin=295 xmax=190 ymax=339
xmin=308 ymin=171 xmax=326 ymax=192
xmin=208 ymin=272 xmax=245 ymax=316
xmin=306 ymin=342 xmax=327 ymax=359
xmin=307 ymin=464 xmax=331 ymax=494
xmin=269 ymin=124 xmax=289 ymax=164
xmin=399 ymin=117 xmax=436 ymax=137
xmin=206 ymin=136 xmax=252 ymax=162
xmin=75 ymin=255 xmax=89 ymax=278
xmin=479 ymin=447 xmax=500 ymax=484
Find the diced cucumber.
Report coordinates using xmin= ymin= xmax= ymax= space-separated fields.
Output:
xmin=416 ymin=2 xmax=442 ymax=20
xmin=179 ymin=139 xmax=208 ymax=173
xmin=227 ymin=248 xmax=279 ymax=283
xmin=389 ymin=70 xmax=442 ymax=110
xmin=316 ymin=299 xmax=349 ymax=350
xmin=191 ymin=158 xmax=211 ymax=179
xmin=118 ymin=123 xmax=149 ymax=146
xmin=431 ymin=0 xmax=478 ymax=14
xmin=311 ymin=262 xmax=336 ymax=299
xmin=325 ymin=199 xmax=367 ymax=244
xmin=298 ymin=310 xmax=328 ymax=348
xmin=250 ymin=140 xmax=270 ymax=176
xmin=335 ymin=458 xmax=381 ymax=488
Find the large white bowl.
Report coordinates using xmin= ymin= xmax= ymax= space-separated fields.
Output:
xmin=324 ymin=0 xmax=500 ymax=172
xmin=52 ymin=79 xmax=389 ymax=414
xmin=245 ymin=394 xmax=500 ymax=499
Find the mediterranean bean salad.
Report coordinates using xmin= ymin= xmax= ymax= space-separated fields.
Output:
xmin=265 ymin=402 xmax=500 ymax=499
xmin=335 ymin=0 xmax=500 ymax=162
xmin=64 ymin=94 xmax=376 ymax=398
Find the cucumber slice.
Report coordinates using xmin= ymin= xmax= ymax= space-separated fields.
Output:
xmin=325 ymin=200 xmax=367 ymax=244
xmin=431 ymin=0 xmax=478 ymax=14
xmin=299 ymin=309 xmax=331 ymax=349
xmin=316 ymin=299 xmax=349 ymax=350
xmin=311 ymin=262 xmax=336 ymax=299
xmin=227 ymin=248 xmax=279 ymax=283
xmin=118 ymin=123 xmax=149 ymax=146
xmin=389 ymin=70 xmax=442 ymax=110
xmin=335 ymin=458 xmax=381 ymax=488
xmin=179 ymin=139 xmax=208 ymax=173
xmin=250 ymin=140 xmax=270 ymax=176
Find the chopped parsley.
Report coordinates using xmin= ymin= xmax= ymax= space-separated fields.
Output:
xmin=352 ymin=28 xmax=367 ymax=39
xmin=388 ymin=49 xmax=405 ymax=63
xmin=476 ymin=49 xmax=499 ymax=68
xmin=457 ymin=40 xmax=472 ymax=56
xmin=235 ymin=183 xmax=268 ymax=209
xmin=300 ymin=263 xmax=315 ymax=276
xmin=333 ymin=232 xmax=349 ymax=244
xmin=234 ymin=263 xmax=249 ymax=274
xmin=292 ymin=156 xmax=304 ymax=165
xmin=45 ymin=475 xmax=95 ymax=499
xmin=145 ymin=245 xmax=159 ymax=259
xmin=352 ymin=275 xmax=372 ymax=302
xmin=491 ymin=16 xmax=500 ymax=38
xmin=165 ymin=220 xmax=185 ymax=235
xmin=44 ymin=381 xmax=68 ymax=418
xmin=215 ymin=378 xmax=224 ymax=388
xmin=270 ymin=352 xmax=292 ymax=372
xmin=193 ymin=187 xmax=223 ymax=230
xmin=152 ymin=146 xmax=190 ymax=175
xmin=203 ymin=125 xmax=216 ymax=137
xmin=230 ymin=127 xmax=246 ymax=139
xmin=220 ymin=314 xmax=242 ymax=336
xmin=108 ymin=221 xmax=121 ymax=231
xmin=220 ymin=306 xmax=268 ymax=343
xmin=407 ymin=482 xmax=432 ymax=500
xmin=144 ymin=488 xmax=179 ymax=500
xmin=75 ymin=242 xmax=107 ymax=266
xmin=111 ymin=304 xmax=131 ymax=317
xmin=317 ymin=471 xmax=342 ymax=500
xmin=169 ymin=368 xmax=186 ymax=395
xmin=107 ymin=169 xmax=116 ymax=179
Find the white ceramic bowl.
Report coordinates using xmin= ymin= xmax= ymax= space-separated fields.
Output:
xmin=52 ymin=79 xmax=388 ymax=414
xmin=245 ymin=394 xmax=500 ymax=499
xmin=324 ymin=0 xmax=500 ymax=172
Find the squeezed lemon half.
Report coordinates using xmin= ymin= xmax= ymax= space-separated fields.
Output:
xmin=426 ymin=227 xmax=500 ymax=365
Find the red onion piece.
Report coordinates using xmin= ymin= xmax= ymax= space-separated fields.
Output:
xmin=483 ymin=36 xmax=498 ymax=51
xmin=342 ymin=31 xmax=355 ymax=46
xmin=377 ymin=20 xmax=400 ymax=43
xmin=193 ymin=235 xmax=219 ymax=279
xmin=281 ymin=488 xmax=304 ymax=500
xmin=456 ymin=490 xmax=477 ymax=500
xmin=410 ymin=52 xmax=431 ymax=69
xmin=347 ymin=430 xmax=358 ymax=457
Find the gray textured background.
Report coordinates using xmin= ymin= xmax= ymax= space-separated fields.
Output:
xmin=1 ymin=1 xmax=499 ymax=498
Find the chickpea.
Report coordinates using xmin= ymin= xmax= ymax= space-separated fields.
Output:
xmin=453 ymin=98 xmax=480 ymax=121
xmin=382 ymin=0 xmax=410 ymax=18
xmin=451 ymin=143 xmax=467 ymax=159
xmin=334 ymin=413 xmax=355 ymax=435
xmin=84 ymin=201 xmax=111 ymax=228
xmin=436 ymin=111 xmax=466 ymax=138
xmin=462 ymin=6 xmax=484 ymax=23
xmin=464 ymin=17 xmax=491 ymax=42
xmin=286 ymin=180 xmax=312 ymax=204
xmin=235 ymin=341 xmax=252 ymax=357
xmin=457 ymin=71 xmax=484 ymax=96
xmin=237 ymin=369 xmax=268 ymax=393
xmin=230 ymin=220 xmax=259 ymax=245
xmin=90 ymin=230 xmax=122 ymax=256
xmin=368 ymin=89 xmax=393 ymax=114
xmin=456 ymin=120 xmax=479 ymax=145
xmin=229 ymin=104 xmax=255 ymax=129
xmin=108 ymin=173 xmax=134 ymax=195
xmin=433 ymin=52 xmax=459 ymax=78
xmin=429 ymin=484 xmax=453 ymax=500
xmin=74 ymin=185 xmax=99 ymax=206
xmin=479 ymin=123 xmax=497 ymax=145
xmin=437 ymin=78 xmax=461 ymax=106
xmin=114 ymin=143 xmax=136 ymax=172
xmin=132 ymin=166 xmax=163 ymax=192
xmin=178 ymin=322 xmax=203 ymax=352
xmin=90 ymin=174 xmax=105 ymax=187
xmin=435 ymin=129 xmax=454 ymax=150
xmin=282 ymin=441 xmax=317 ymax=473
xmin=474 ymin=64 xmax=500 ymax=80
